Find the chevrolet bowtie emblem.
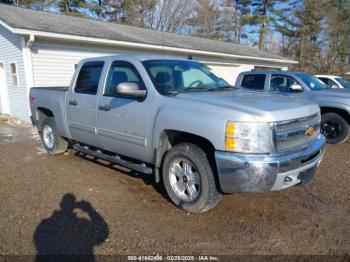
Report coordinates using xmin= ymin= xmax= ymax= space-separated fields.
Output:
xmin=305 ymin=127 xmax=315 ymax=136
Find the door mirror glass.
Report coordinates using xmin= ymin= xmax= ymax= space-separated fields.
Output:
xmin=290 ymin=84 xmax=303 ymax=92
xmin=115 ymin=82 xmax=146 ymax=99
xmin=331 ymin=84 xmax=338 ymax=89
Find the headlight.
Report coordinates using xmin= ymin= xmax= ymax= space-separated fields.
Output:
xmin=225 ymin=121 xmax=272 ymax=154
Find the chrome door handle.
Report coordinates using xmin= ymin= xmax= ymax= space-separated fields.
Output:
xmin=68 ymin=100 xmax=77 ymax=106
xmin=98 ymin=105 xmax=111 ymax=111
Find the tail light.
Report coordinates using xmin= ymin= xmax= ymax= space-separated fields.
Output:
xmin=29 ymin=96 xmax=36 ymax=104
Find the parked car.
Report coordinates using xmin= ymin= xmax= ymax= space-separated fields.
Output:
xmin=29 ymin=55 xmax=325 ymax=213
xmin=316 ymin=75 xmax=350 ymax=89
xmin=236 ymin=70 xmax=350 ymax=144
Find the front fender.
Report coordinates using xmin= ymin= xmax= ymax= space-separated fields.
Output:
xmin=152 ymin=105 xmax=227 ymax=152
xmin=318 ymin=102 xmax=350 ymax=114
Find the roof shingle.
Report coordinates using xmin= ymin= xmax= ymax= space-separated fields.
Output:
xmin=0 ymin=4 xmax=295 ymax=63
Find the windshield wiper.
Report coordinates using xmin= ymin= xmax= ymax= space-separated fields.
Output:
xmin=207 ymin=86 xmax=234 ymax=91
xmin=181 ymin=87 xmax=211 ymax=92
xmin=164 ymin=85 xmax=234 ymax=96
xmin=165 ymin=90 xmax=179 ymax=96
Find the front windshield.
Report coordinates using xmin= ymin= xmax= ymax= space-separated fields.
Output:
xmin=142 ymin=60 xmax=231 ymax=95
xmin=295 ymin=73 xmax=329 ymax=90
xmin=336 ymin=77 xmax=350 ymax=89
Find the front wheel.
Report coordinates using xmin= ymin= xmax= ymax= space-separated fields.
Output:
xmin=321 ymin=112 xmax=350 ymax=144
xmin=162 ymin=143 xmax=221 ymax=213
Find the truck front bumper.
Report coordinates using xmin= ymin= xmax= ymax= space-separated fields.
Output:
xmin=215 ymin=135 xmax=326 ymax=193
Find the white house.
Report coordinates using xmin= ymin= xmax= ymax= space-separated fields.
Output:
xmin=0 ymin=4 xmax=297 ymax=121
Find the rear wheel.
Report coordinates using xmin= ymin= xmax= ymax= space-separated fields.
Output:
xmin=40 ymin=117 xmax=68 ymax=154
xmin=162 ymin=143 xmax=221 ymax=213
xmin=321 ymin=112 xmax=350 ymax=144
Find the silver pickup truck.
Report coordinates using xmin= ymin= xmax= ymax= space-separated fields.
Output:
xmin=236 ymin=70 xmax=350 ymax=144
xmin=29 ymin=55 xmax=325 ymax=213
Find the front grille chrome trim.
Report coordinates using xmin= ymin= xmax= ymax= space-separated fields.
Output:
xmin=272 ymin=113 xmax=321 ymax=154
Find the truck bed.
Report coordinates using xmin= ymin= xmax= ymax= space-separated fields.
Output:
xmin=29 ymin=86 xmax=70 ymax=139
xmin=31 ymin=86 xmax=69 ymax=92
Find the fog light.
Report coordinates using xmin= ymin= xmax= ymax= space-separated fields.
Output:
xmin=284 ymin=176 xmax=293 ymax=182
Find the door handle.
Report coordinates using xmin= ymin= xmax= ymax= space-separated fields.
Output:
xmin=68 ymin=100 xmax=77 ymax=106
xmin=98 ymin=105 xmax=111 ymax=111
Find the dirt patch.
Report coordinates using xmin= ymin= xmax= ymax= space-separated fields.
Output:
xmin=0 ymin=124 xmax=349 ymax=257
xmin=0 ymin=114 xmax=32 ymax=128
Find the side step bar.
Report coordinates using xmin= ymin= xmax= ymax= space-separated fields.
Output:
xmin=73 ymin=143 xmax=153 ymax=175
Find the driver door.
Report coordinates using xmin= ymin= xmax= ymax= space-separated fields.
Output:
xmin=96 ymin=60 xmax=154 ymax=162
xmin=269 ymin=74 xmax=309 ymax=100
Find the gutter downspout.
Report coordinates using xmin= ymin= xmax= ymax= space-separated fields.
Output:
xmin=21 ymin=34 xmax=35 ymax=120
xmin=26 ymin=34 xmax=35 ymax=48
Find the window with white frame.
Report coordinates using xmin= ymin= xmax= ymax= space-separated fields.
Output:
xmin=10 ymin=63 xmax=18 ymax=87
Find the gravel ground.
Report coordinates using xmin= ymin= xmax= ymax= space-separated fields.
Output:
xmin=0 ymin=124 xmax=349 ymax=259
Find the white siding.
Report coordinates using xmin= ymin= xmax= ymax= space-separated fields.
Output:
xmin=207 ymin=64 xmax=255 ymax=85
xmin=31 ymin=41 xmax=153 ymax=87
xmin=31 ymin=40 xmax=253 ymax=87
xmin=0 ymin=25 xmax=28 ymax=121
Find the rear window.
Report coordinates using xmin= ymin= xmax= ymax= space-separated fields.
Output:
xmin=241 ymin=74 xmax=266 ymax=90
xmin=75 ymin=61 xmax=104 ymax=95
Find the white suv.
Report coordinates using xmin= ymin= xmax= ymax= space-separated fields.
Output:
xmin=316 ymin=75 xmax=350 ymax=89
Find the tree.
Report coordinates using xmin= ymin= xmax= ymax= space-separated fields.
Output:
xmin=120 ymin=0 xmax=193 ymax=33
xmin=186 ymin=0 xmax=220 ymax=39
xmin=323 ymin=0 xmax=350 ymax=74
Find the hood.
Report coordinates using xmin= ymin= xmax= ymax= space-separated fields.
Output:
xmin=173 ymin=89 xmax=319 ymax=122
xmin=311 ymin=88 xmax=350 ymax=98
xmin=310 ymin=89 xmax=350 ymax=106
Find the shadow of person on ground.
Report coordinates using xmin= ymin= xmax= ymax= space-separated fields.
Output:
xmin=33 ymin=193 xmax=109 ymax=262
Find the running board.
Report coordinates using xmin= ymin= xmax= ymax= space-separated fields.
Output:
xmin=73 ymin=143 xmax=153 ymax=175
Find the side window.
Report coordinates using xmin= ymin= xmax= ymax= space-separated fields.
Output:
xmin=10 ymin=63 xmax=18 ymax=87
xmin=104 ymin=61 xmax=145 ymax=97
xmin=241 ymin=74 xmax=266 ymax=90
xmin=75 ymin=61 xmax=104 ymax=95
xmin=329 ymin=79 xmax=339 ymax=88
xmin=270 ymin=74 xmax=300 ymax=92
xmin=318 ymin=77 xmax=330 ymax=86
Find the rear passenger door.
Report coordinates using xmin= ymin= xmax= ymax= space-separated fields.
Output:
xmin=67 ymin=61 xmax=105 ymax=147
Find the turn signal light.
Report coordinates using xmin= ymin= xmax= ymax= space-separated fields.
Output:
xmin=29 ymin=96 xmax=36 ymax=104
xmin=226 ymin=122 xmax=235 ymax=137
xmin=225 ymin=137 xmax=235 ymax=151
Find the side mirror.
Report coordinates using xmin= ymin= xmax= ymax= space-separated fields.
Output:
xmin=331 ymin=85 xmax=338 ymax=89
xmin=290 ymin=84 xmax=303 ymax=92
xmin=115 ymin=82 xmax=147 ymax=99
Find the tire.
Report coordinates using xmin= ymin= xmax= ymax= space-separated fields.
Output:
xmin=162 ymin=143 xmax=221 ymax=213
xmin=321 ymin=112 xmax=350 ymax=144
xmin=40 ymin=117 xmax=68 ymax=154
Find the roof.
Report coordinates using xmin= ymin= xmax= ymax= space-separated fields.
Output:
xmin=0 ymin=4 xmax=297 ymax=65
xmin=315 ymin=75 xmax=339 ymax=78
xmin=241 ymin=70 xmax=304 ymax=74
xmin=81 ymin=54 xmax=192 ymax=63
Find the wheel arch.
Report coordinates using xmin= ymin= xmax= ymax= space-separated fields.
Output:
xmin=154 ymin=129 xmax=217 ymax=184
xmin=320 ymin=107 xmax=350 ymax=124
xmin=37 ymin=107 xmax=55 ymax=132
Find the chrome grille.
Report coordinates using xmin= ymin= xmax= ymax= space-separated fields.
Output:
xmin=274 ymin=113 xmax=321 ymax=153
